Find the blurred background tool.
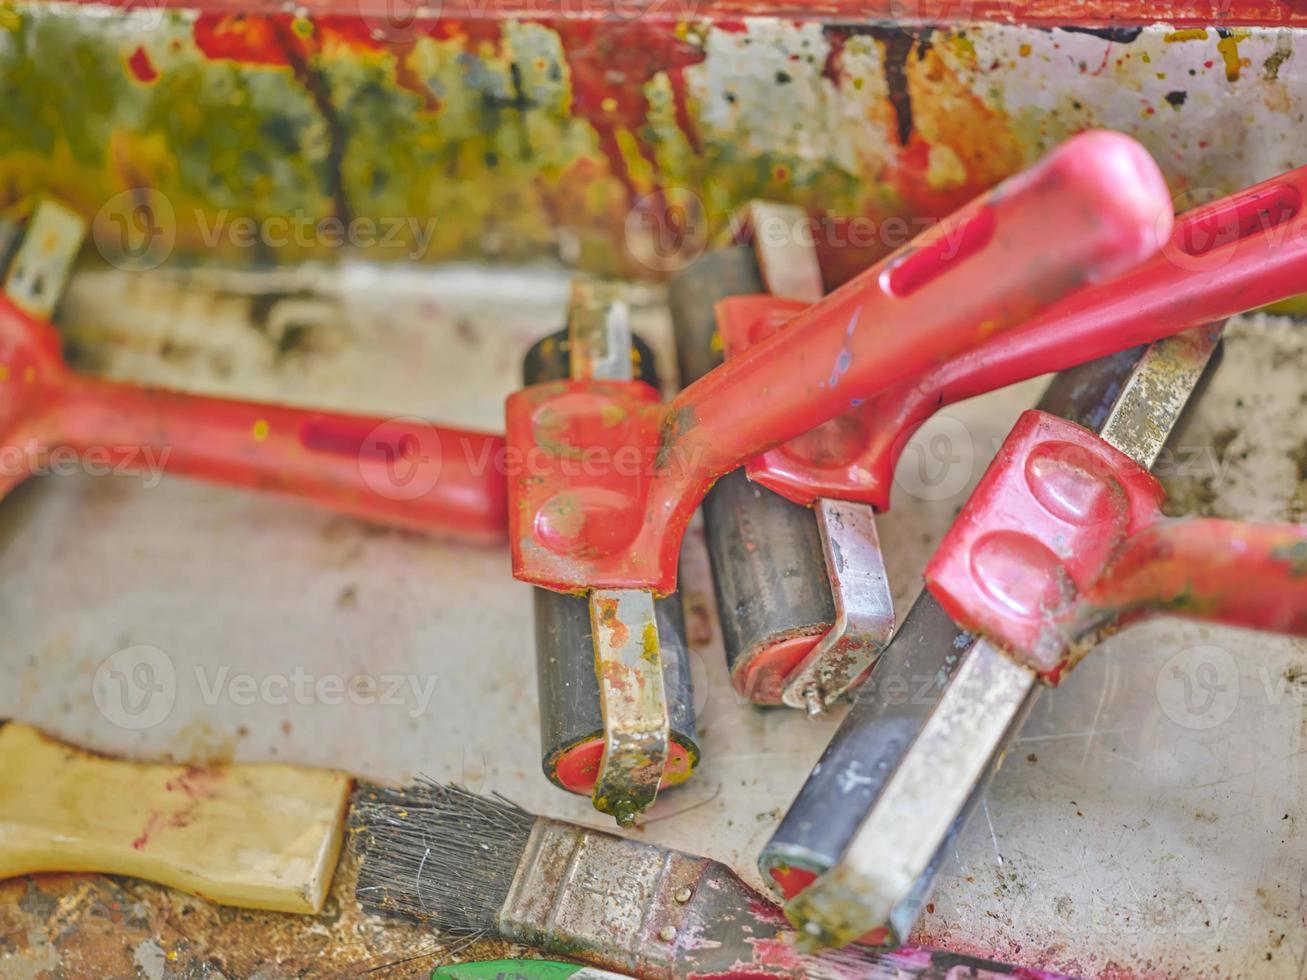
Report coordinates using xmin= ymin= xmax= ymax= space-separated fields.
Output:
xmin=525 ymin=281 xmax=699 ymax=817
xmin=0 ymin=722 xmax=350 ymax=914
xmin=765 ymin=163 xmax=1307 ymax=946
xmin=352 ymin=782 xmax=1074 ymax=980
xmin=507 ymin=132 xmax=1172 ymax=824
xmin=698 ymin=162 xmax=1307 ymax=710
xmin=0 ymin=199 xmax=506 ymax=542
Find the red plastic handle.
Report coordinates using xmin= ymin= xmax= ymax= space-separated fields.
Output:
xmin=726 ymin=164 xmax=1307 ymax=507
xmin=0 ymin=297 xmax=507 ymax=544
xmin=925 ymin=411 xmax=1307 ymax=681
xmin=1072 ymin=518 xmax=1307 ymax=640
xmin=508 ymin=131 xmax=1172 ymax=595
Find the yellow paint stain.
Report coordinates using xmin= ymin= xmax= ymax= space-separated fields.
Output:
xmin=640 ymin=621 xmax=659 ymax=666
xmin=0 ymin=364 xmax=8 ymax=382
xmin=925 ymin=144 xmax=967 ymax=190
xmin=614 ymin=128 xmax=655 ymax=195
xmin=601 ymin=96 xmax=618 ymax=114
xmin=1262 ymin=293 xmax=1307 ymax=317
xmin=908 ymin=45 xmax=1027 ymax=197
xmin=252 ymin=419 xmax=270 ymax=441
xmin=1216 ymin=33 xmax=1249 ymax=82
xmin=1018 ymin=43 xmax=1031 ymax=57
xmin=661 ymin=751 xmax=695 ymax=786
xmin=1165 ymin=28 xmax=1209 ymax=43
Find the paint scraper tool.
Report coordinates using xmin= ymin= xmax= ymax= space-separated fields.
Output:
xmin=767 ymin=162 xmax=1307 ymax=948
xmin=681 ymin=162 xmax=1307 ymax=713
xmin=507 ymin=131 xmax=1174 ymax=823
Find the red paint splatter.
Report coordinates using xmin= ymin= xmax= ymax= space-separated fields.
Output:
xmin=549 ymin=20 xmax=706 ymax=196
xmin=194 ymin=13 xmax=296 ymax=65
xmin=895 ymin=136 xmax=989 ymax=217
xmin=131 ymin=767 xmax=221 ymax=851
xmin=127 ymin=45 xmax=158 ymax=83
xmin=430 ymin=17 xmax=504 ymax=50
xmin=131 ymin=811 xmax=166 ymax=851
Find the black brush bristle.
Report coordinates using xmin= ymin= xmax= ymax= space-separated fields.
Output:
xmin=350 ymin=779 xmax=537 ymax=935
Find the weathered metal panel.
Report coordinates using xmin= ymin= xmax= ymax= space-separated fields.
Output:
xmin=2 ymin=6 xmax=1306 ymax=276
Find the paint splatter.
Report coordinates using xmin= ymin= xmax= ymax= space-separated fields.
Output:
xmin=127 ymin=46 xmax=157 ymax=83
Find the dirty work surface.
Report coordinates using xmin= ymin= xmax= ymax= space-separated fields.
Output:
xmin=1 ymin=263 xmax=1305 ymax=979
xmin=0 ymin=854 xmax=528 ymax=978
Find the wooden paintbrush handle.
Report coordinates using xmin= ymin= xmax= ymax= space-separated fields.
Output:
xmin=0 ymin=723 xmax=351 ymax=913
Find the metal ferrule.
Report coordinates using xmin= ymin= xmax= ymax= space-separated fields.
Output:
xmin=497 ymin=818 xmax=1062 ymax=979
xmin=498 ymin=818 xmax=709 ymax=980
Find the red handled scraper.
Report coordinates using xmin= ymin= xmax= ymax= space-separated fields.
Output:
xmin=765 ymin=163 xmax=1307 ymax=949
xmin=0 ymin=200 xmax=506 ymax=543
xmin=787 ymin=398 xmax=1307 ymax=948
xmin=507 ymin=130 xmax=1174 ymax=823
xmin=692 ymin=161 xmax=1307 ymax=712
xmin=523 ymin=281 xmax=700 ymax=811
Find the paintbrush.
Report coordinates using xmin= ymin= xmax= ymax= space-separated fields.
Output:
xmin=350 ymin=781 xmax=1069 ymax=980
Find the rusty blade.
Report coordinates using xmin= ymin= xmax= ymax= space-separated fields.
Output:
xmin=567 ymin=280 xmax=673 ymax=825
xmin=782 ymin=499 xmax=894 ymax=714
xmin=745 ymin=200 xmax=897 ymax=713
xmin=568 ymin=278 xmax=634 ymax=383
xmin=589 ymin=589 xmax=669 ymax=826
